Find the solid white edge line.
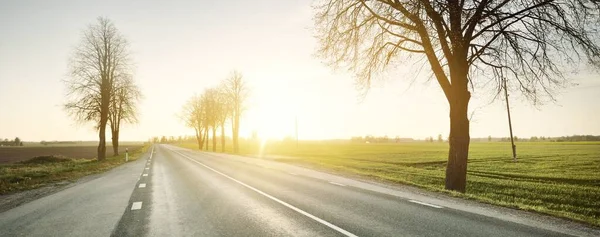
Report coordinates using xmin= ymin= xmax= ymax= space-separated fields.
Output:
xmin=408 ymin=200 xmax=443 ymax=209
xmin=150 ymin=146 xmax=154 ymax=159
xmin=329 ymin=182 xmax=347 ymax=187
xmin=170 ymin=149 xmax=359 ymax=237
xmin=139 ymin=183 xmax=146 ymax=188
xmin=131 ymin=202 xmax=143 ymax=210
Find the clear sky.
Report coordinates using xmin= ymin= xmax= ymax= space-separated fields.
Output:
xmin=1 ymin=0 xmax=599 ymax=142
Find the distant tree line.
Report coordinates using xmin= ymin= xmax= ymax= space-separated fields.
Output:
xmin=549 ymin=135 xmax=600 ymax=142
xmin=350 ymin=136 xmax=415 ymax=143
xmin=508 ymin=135 xmax=600 ymax=142
xmin=150 ymin=136 xmax=201 ymax=144
xmin=350 ymin=135 xmax=600 ymax=143
xmin=479 ymin=135 xmax=600 ymax=142
xmin=39 ymin=141 xmax=78 ymax=145
xmin=0 ymin=137 xmax=23 ymax=146
xmin=150 ymin=135 xmax=244 ymax=145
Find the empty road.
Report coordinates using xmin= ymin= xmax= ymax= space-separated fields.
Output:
xmin=1 ymin=144 xmax=598 ymax=236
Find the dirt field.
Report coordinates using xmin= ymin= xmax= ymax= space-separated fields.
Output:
xmin=0 ymin=145 xmax=143 ymax=163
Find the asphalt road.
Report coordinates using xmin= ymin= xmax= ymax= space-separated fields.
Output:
xmin=1 ymin=144 xmax=598 ymax=236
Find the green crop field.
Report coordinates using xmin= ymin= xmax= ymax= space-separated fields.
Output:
xmin=178 ymin=140 xmax=600 ymax=226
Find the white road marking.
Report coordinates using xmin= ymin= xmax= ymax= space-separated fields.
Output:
xmin=171 ymin=149 xmax=359 ymax=237
xmin=150 ymin=146 xmax=154 ymax=159
xmin=139 ymin=183 xmax=146 ymax=188
xmin=131 ymin=202 xmax=143 ymax=210
xmin=408 ymin=200 xmax=443 ymax=209
xmin=142 ymin=174 xmax=148 ymax=177
xmin=329 ymin=182 xmax=346 ymax=187
xmin=288 ymin=172 xmax=298 ymax=176
xmin=145 ymin=167 xmax=150 ymax=170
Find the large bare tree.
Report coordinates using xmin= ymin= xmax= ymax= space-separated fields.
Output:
xmin=315 ymin=0 xmax=600 ymax=192
xmin=223 ymin=71 xmax=249 ymax=153
xmin=65 ymin=17 xmax=131 ymax=161
xmin=109 ymin=74 xmax=141 ymax=156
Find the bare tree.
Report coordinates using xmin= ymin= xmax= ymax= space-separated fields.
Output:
xmin=202 ymin=88 xmax=220 ymax=152
xmin=223 ymin=71 xmax=249 ymax=153
xmin=181 ymin=95 xmax=207 ymax=150
xmin=65 ymin=17 xmax=131 ymax=161
xmin=216 ymin=83 xmax=232 ymax=152
xmin=315 ymin=0 xmax=600 ymax=192
xmin=109 ymin=74 xmax=141 ymax=156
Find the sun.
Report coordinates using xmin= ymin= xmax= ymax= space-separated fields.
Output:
xmin=250 ymin=97 xmax=297 ymax=141
xmin=256 ymin=113 xmax=294 ymax=140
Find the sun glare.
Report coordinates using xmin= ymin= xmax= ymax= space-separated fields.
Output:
xmin=249 ymin=84 xmax=298 ymax=141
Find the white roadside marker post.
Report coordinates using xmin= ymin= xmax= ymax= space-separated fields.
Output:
xmin=125 ymin=148 xmax=129 ymax=162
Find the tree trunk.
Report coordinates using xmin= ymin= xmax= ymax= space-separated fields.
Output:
xmin=205 ymin=128 xmax=209 ymax=150
xmin=212 ymin=126 xmax=217 ymax=152
xmin=98 ymin=121 xmax=107 ymax=161
xmin=197 ymin=133 xmax=204 ymax=150
xmin=221 ymin=123 xmax=225 ymax=152
xmin=233 ymin=113 xmax=240 ymax=153
xmin=98 ymin=101 xmax=109 ymax=161
xmin=445 ymin=73 xmax=471 ymax=193
xmin=112 ymin=129 xmax=119 ymax=156
xmin=196 ymin=128 xmax=203 ymax=150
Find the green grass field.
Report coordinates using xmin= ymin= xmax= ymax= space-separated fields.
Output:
xmin=179 ymin=140 xmax=600 ymax=226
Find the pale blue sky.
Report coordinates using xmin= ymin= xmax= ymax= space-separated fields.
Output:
xmin=1 ymin=0 xmax=599 ymax=142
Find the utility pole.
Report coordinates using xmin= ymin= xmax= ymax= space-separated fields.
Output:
xmin=504 ymin=78 xmax=517 ymax=162
xmin=295 ymin=116 xmax=299 ymax=148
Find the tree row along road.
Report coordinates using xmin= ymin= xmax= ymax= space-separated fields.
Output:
xmin=1 ymin=144 xmax=594 ymax=236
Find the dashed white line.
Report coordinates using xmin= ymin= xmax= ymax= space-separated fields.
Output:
xmin=139 ymin=183 xmax=146 ymax=188
xmin=142 ymin=174 xmax=148 ymax=177
xmin=171 ymin=149 xmax=359 ymax=237
xmin=145 ymin=167 xmax=150 ymax=170
xmin=131 ymin=202 xmax=143 ymax=210
xmin=329 ymin=182 xmax=346 ymax=187
xmin=408 ymin=200 xmax=443 ymax=209
xmin=288 ymin=172 xmax=298 ymax=176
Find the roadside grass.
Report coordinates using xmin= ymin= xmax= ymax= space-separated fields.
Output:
xmin=177 ymin=140 xmax=600 ymax=226
xmin=0 ymin=144 xmax=149 ymax=195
